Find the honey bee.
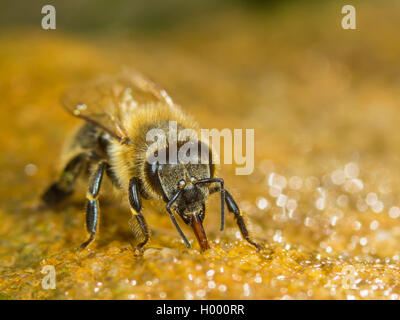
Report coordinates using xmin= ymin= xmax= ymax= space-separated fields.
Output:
xmin=41 ymin=70 xmax=261 ymax=252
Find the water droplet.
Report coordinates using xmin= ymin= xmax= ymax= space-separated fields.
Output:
xmin=344 ymin=162 xmax=359 ymax=179
xmin=276 ymin=194 xmax=288 ymax=207
xmin=206 ymin=270 xmax=215 ymax=278
xmin=344 ymin=179 xmax=364 ymax=193
xmin=73 ymin=103 xmax=87 ymax=115
xmin=316 ymin=198 xmax=325 ymax=210
xmin=256 ymin=197 xmax=269 ymax=210
xmin=372 ymin=201 xmax=384 ymax=213
xmin=356 ymin=199 xmax=368 ymax=212
xmin=366 ymin=193 xmax=378 ymax=206
xmin=360 ymin=290 xmax=369 ymax=298
xmin=269 ymin=186 xmax=282 ymax=198
xmin=305 ymin=176 xmax=320 ymax=189
xmin=337 ymin=195 xmax=349 ymax=207
xmin=289 ymin=176 xmax=303 ymax=190
xmin=331 ymin=169 xmax=346 ymax=185
xmin=286 ymin=199 xmax=297 ymax=211
xmin=196 ymin=290 xmax=206 ymax=298
xmin=218 ymin=284 xmax=227 ymax=292
xmin=243 ymin=283 xmax=250 ymax=297
xmin=370 ymin=220 xmax=379 ymax=230
xmin=389 ymin=206 xmax=400 ymax=219
xmin=24 ymin=163 xmax=37 ymax=176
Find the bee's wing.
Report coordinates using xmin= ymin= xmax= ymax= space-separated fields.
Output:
xmin=62 ymin=70 xmax=176 ymax=143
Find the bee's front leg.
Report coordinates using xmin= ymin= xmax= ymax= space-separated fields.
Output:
xmin=80 ymin=160 xmax=108 ymax=249
xmin=128 ymin=177 xmax=150 ymax=252
xmin=225 ymin=190 xmax=262 ymax=250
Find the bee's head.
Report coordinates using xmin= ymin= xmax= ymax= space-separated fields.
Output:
xmin=146 ymin=161 xmax=211 ymax=251
xmin=173 ymin=176 xmax=209 ymax=251
xmin=144 ymin=142 xmax=215 ymax=251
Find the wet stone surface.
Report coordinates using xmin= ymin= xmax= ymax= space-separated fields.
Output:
xmin=1 ymin=1 xmax=400 ymax=299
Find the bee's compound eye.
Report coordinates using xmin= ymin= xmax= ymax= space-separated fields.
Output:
xmin=190 ymin=177 xmax=198 ymax=184
xmin=178 ymin=180 xmax=186 ymax=189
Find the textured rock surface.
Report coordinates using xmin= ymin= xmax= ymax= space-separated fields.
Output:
xmin=1 ymin=1 xmax=400 ymax=299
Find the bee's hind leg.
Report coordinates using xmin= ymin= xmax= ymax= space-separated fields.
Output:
xmin=80 ymin=160 xmax=108 ymax=249
xmin=41 ymin=152 xmax=89 ymax=207
xmin=128 ymin=177 xmax=150 ymax=252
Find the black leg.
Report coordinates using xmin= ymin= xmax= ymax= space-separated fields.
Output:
xmin=41 ymin=152 xmax=88 ymax=206
xmin=165 ymin=189 xmax=191 ymax=248
xmin=196 ymin=178 xmax=225 ymax=231
xmin=80 ymin=160 xmax=108 ymax=249
xmin=128 ymin=178 xmax=150 ymax=251
xmin=225 ymin=190 xmax=261 ymax=250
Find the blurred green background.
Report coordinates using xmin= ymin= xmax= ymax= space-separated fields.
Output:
xmin=0 ymin=0 xmax=344 ymax=34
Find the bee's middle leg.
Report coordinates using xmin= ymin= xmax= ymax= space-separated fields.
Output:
xmin=80 ymin=160 xmax=108 ymax=249
xmin=128 ymin=177 xmax=150 ymax=252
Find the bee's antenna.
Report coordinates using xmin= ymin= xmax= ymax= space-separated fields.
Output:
xmin=166 ymin=189 xmax=191 ymax=248
xmin=195 ymin=178 xmax=225 ymax=231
